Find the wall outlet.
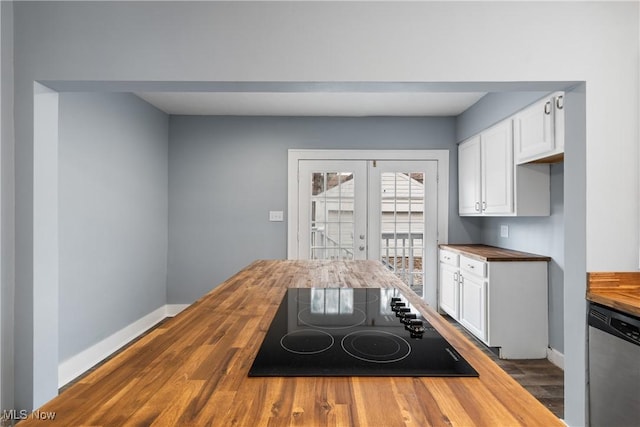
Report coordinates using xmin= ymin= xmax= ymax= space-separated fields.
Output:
xmin=500 ymin=225 xmax=509 ymax=238
xmin=269 ymin=210 xmax=284 ymax=222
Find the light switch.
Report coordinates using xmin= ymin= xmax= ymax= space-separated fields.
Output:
xmin=269 ymin=211 xmax=284 ymax=222
xmin=500 ymin=225 xmax=509 ymax=238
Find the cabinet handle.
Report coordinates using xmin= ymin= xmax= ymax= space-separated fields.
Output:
xmin=468 ymin=264 xmax=475 ymax=269
xmin=454 ymin=272 xmax=458 ymax=281
xmin=544 ymin=101 xmax=552 ymax=115
xmin=475 ymin=201 xmax=480 ymax=212
xmin=556 ymin=95 xmax=564 ymax=110
xmin=482 ymin=201 xmax=487 ymax=211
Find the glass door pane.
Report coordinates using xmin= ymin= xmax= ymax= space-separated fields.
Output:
xmin=298 ymin=160 xmax=368 ymax=260
xmin=379 ymin=171 xmax=425 ymax=295
xmin=311 ymin=171 xmax=355 ymax=260
xmin=368 ymin=160 xmax=437 ymax=304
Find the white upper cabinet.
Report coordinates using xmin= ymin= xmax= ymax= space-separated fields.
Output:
xmin=458 ymin=135 xmax=482 ymax=215
xmin=513 ymin=91 xmax=565 ymax=164
xmin=458 ymin=115 xmax=550 ymax=217
xmin=458 ymin=121 xmax=515 ymax=216
xmin=481 ymin=121 xmax=514 ymax=214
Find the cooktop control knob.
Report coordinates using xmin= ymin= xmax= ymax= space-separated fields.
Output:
xmin=407 ymin=319 xmax=425 ymax=335
xmin=396 ymin=307 xmax=411 ymax=317
xmin=391 ymin=302 xmax=406 ymax=312
xmin=401 ymin=313 xmax=418 ymax=324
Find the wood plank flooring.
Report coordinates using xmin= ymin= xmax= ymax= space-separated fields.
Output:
xmin=444 ymin=315 xmax=564 ymax=419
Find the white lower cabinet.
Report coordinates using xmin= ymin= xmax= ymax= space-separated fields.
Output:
xmin=439 ymin=247 xmax=549 ymax=359
xmin=438 ymin=250 xmax=460 ymax=319
xmin=439 ymin=263 xmax=460 ymax=319
xmin=459 ymin=271 xmax=487 ymax=342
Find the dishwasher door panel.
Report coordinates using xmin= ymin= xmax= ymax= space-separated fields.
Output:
xmin=588 ymin=326 xmax=640 ymax=427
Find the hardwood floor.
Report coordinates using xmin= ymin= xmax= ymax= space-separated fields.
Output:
xmin=444 ymin=315 xmax=565 ymax=419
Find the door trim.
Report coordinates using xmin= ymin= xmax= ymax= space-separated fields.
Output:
xmin=287 ymin=149 xmax=449 ymax=260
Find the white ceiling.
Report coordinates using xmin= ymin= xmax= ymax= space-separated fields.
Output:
xmin=134 ymin=91 xmax=487 ymax=117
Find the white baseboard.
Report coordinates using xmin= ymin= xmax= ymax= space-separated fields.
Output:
xmin=165 ymin=304 xmax=189 ymax=317
xmin=58 ymin=303 xmax=190 ymax=388
xmin=546 ymin=347 xmax=564 ymax=370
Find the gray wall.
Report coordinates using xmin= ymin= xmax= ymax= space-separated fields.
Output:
xmin=1 ymin=0 xmax=15 ymax=414
xmin=456 ymin=92 xmax=552 ymax=142
xmin=167 ymin=116 xmax=460 ymax=303
xmin=481 ymin=165 xmax=564 ymax=353
xmin=456 ymin=92 xmax=566 ymax=353
xmin=58 ymin=93 xmax=169 ymax=362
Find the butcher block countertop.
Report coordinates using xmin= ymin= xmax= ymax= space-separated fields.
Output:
xmin=587 ymin=272 xmax=640 ymax=317
xmin=22 ymin=260 xmax=562 ymax=426
xmin=440 ymin=244 xmax=551 ymax=262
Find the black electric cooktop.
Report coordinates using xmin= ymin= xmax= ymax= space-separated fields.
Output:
xmin=248 ymin=288 xmax=478 ymax=377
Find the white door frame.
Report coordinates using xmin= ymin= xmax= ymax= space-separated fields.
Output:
xmin=287 ymin=149 xmax=449 ymax=272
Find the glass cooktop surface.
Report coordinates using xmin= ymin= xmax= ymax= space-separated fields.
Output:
xmin=248 ymin=288 xmax=478 ymax=377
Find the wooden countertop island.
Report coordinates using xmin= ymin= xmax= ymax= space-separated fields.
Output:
xmin=22 ymin=260 xmax=563 ymax=426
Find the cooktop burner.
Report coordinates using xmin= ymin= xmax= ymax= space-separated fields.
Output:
xmin=248 ymin=288 xmax=478 ymax=377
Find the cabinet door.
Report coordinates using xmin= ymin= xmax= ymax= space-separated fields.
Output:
xmin=439 ymin=263 xmax=459 ymax=319
xmin=481 ymin=121 xmax=514 ymax=215
xmin=458 ymin=136 xmax=482 ymax=215
xmin=513 ymin=96 xmax=555 ymax=164
xmin=460 ymin=273 xmax=487 ymax=342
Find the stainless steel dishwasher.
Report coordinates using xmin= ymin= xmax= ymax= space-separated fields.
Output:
xmin=588 ymin=302 xmax=640 ymax=427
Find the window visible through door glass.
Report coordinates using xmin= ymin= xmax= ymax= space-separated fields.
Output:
xmin=380 ymin=172 xmax=425 ymax=295
xmin=310 ymin=171 xmax=355 ymax=260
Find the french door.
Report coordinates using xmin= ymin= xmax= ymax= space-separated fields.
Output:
xmin=369 ymin=160 xmax=438 ymax=298
xmin=294 ymin=156 xmax=439 ymax=302
xmin=299 ymin=160 xmax=368 ymax=261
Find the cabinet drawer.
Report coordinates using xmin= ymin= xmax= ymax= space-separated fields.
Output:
xmin=460 ymin=255 xmax=486 ymax=277
xmin=439 ymin=250 xmax=459 ymax=267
